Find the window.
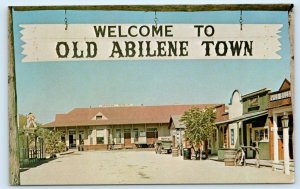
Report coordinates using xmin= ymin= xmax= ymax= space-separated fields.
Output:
xmin=230 ymin=129 xmax=234 ymax=145
xmin=116 ymin=129 xmax=121 ymax=143
xmin=253 ymin=127 xmax=268 ymax=142
xmin=133 ymin=128 xmax=139 ymax=142
xmin=139 ymin=131 xmax=146 ymax=137
xmin=239 ymin=127 xmax=242 ymax=145
xmin=96 ymin=129 xmax=105 ymax=144
xmin=147 ymin=128 xmax=157 ymax=132
xmin=96 ymin=115 xmax=103 ymax=120
xmin=249 ymin=96 xmax=259 ymax=107
xmin=89 ymin=130 xmax=93 ymax=145
xmin=79 ymin=130 xmax=84 ymax=145
xmin=124 ymin=129 xmax=131 ymax=133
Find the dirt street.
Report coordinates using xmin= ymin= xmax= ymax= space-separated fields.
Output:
xmin=21 ymin=151 xmax=294 ymax=185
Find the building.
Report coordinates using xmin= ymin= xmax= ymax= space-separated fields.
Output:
xmin=43 ymin=104 xmax=216 ymax=150
xmin=168 ymin=104 xmax=229 ymax=155
xmin=215 ymin=88 xmax=271 ymax=160
xmin=169 ymin=115 xmax=186 ymax=150
xmin=214 ymin=90 xmax=242 ymax=159
xmin=214 ymin=90 xmax=243 ymax=150
xmin=268 ymin=79 xmax=293 ymax=162
xmin=240 ymin=88 xmax=271 ymax=159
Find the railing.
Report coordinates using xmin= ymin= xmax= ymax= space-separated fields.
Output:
xmin=20 ymin=147 xmax=45 ymax=167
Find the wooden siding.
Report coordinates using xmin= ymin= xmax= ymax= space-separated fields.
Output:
xmin=269 ymin=98 xmax=291 ymax=109
xmin=243 ymin=92 xmax=269 ymax=114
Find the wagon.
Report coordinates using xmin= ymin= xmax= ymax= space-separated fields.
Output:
xmin=155 ymin=140 xmax=172 ymax=154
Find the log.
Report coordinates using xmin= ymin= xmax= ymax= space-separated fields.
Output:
xmin=8 ymin=7 xmax=20 ymax=185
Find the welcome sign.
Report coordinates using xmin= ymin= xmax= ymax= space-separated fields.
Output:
xmin=20 ymin=24 xmax=282 ymax=62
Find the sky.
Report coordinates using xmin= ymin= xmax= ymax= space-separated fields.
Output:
xmin=12 ymin=9 xmax=291 ymax=124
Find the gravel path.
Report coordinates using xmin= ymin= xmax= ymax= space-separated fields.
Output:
xmin=21 ymin=151 xmax=294 ymax=185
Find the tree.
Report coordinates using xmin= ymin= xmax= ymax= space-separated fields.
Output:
xmin=180 ymin=106 xmax=216 ymax=159
xmin=39 ymin=129 xmax=66 ymax=156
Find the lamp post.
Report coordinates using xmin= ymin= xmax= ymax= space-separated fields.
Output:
xmin=281 ymin=113 xmax=290 ymax=175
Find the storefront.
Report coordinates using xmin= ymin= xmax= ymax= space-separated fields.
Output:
xmin=43 ymin=104 xmax=216 ymax=150
xmin=268 ymin=79 xmax=293 ymax=162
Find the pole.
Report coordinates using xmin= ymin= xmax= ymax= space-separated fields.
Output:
xmin=8 ymin=6 xmax=20 ymax=185
xmin=283 ymin=114 xmax=290 ymax=175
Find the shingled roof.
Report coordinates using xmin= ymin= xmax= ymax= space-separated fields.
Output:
xmin=43 ymin=104 xmax=220 ymax=128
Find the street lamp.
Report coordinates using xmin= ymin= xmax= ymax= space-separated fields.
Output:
xmin=281 ymin=114 xmax=290 ymax=175
xmin=281 ymin=114 xmax=289 ymax=128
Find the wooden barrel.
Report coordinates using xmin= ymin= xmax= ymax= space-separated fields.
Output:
xmin=172 ymin=148 xmax=179 ymax=157
xmin=224 ymin=149 xmax=237 ymax=166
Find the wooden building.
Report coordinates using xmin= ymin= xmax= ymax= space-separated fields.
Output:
xmin=215 ymin=89 xmax=271 ymax=160
xmin=268 ymin=79 xmax=293 ymax=162
xmin=43 ymin=104 xmax=216 ymax=150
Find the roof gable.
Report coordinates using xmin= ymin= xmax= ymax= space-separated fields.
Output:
xmin=279 ymin=79 xmax=290 ymax=91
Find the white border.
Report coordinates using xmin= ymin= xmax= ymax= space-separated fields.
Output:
xmin=1 ymin=1 xmax=299 ymax=189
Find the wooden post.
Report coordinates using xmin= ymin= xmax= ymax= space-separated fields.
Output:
xmin=8 ymin=7 xmax=20 ymax=185
xmin=288 ymin=5 xmax=294 ymax=161
xmin=255 ymin=148 xmax=260 ymax=168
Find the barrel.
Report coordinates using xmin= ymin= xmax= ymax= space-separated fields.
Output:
xmin=224 ymin=149 xmax=237 ymax=166
xmin=183 ymin=148 xmax=191 ymax=160
xmin=172 ymin=148 xmax=179 ymax=157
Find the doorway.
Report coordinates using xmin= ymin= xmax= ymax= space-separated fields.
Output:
xmin=124 ymin=129 xmax=131 ymax=146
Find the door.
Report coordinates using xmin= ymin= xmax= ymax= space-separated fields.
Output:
xmin=246 ymin=124 xmax=254 ymax=158
xmin=146 ymin=128 xmax=158 ymax=144
xmin=124 ymin=129 xmax=131 ymax=146
xmin=69 ymin=135 xmax=74 ymax=148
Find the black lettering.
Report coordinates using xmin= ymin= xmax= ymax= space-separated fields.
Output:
xmin=86 ymin=41 xmax=97 ymax=58
xmin=145 ymin=41 xmax=156 ymax=57
xmin=110 ymin=41 xmax=124 ymax=58
xmin=229 ymin=41 xmax=243 ymax=56
xmin=56 ymin=42 xmax=69 ymax=58
xmin=118 ymin=25 xmax=127 ymax=37
xmin=152 ymin=25 xmax=163 ymax=37
xmin=215 ymin=41 xmax=228 ymax=56
xmin=165 ymin=25 xmax=173 ymax=37
xmin=139 ymin=25 xmax=150 ymax=37
xmin=244 ymin=41 xmax=253 ymax=56
xmin=138 ymin=41 xmax=144 ymax=57
xmin=179 ymin=41 xmax=188 ymax=56
xmin=72 ymin=42 xmax=84 ymax=58
xmin=194 ymin=25 xmax=204 ymax=37
xmin=157 ymin=41 xmax=167 ymax=56
xmin=204 ymin=25 xmax=215 ymax=37
xmin=125 ymin=41 xmax=136 ymax=57
xmin=128 ymin=26 xmax=138 ymax=37
xmin=201 ymin=41 xmax=214 ymax=56
xmin=108 ymin=26 xmax=117 ymax=37
xmin=93 ymin=26 xmax=106 ymax=38
xmin=168 ymin=41 xmax=177 ymax=56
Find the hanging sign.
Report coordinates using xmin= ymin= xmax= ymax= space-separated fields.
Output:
xmin=20 ymin=24 xmax=282 ymax=62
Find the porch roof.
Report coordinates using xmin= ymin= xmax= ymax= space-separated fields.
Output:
xmin=215 ymin=110 xmax=268 ymax=125
xmin=43 ymin=104 xmax=218 ymax=128
xmin=169 ymin=115 xmax=186 ymax=129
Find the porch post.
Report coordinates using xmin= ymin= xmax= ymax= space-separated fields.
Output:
xmin=216 ymin=128 xmax=219 ymax=151
xmin=240 ymin=122 xmax=244 ymax=146
xmin=282 ymin=112 xmax=290 ymax=175
xmin=273 ymin=113 xmax=279 ymax=163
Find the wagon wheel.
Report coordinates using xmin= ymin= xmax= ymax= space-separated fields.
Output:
xmin=158 ymin=146 xmax=162 ymax=154
xmin=235 ymin=149 xmax=242 ymax=166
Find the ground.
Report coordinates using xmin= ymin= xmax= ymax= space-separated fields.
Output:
xmin=20 ymin=151 xmax=294 ymax=185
